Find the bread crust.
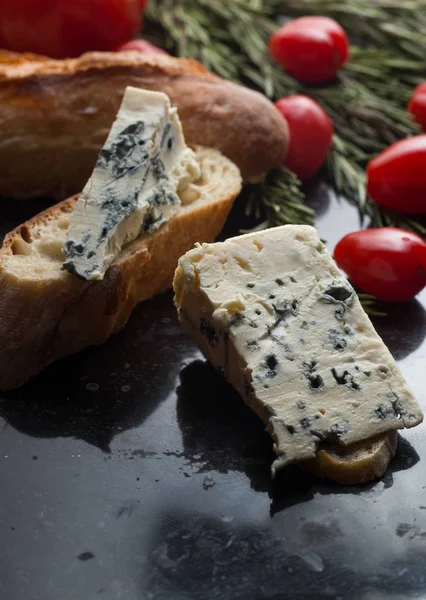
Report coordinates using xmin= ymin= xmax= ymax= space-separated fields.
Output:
xmin=0 ymin=50 xmax=289 ymax=198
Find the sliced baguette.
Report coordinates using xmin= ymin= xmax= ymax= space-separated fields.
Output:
xmin=0 ymin=50 xmax=289 ymax=199
xmin=299 ymin=431 xmax=398 ymax=485
xmin=0 ymin=147 xmax=241 ymax=390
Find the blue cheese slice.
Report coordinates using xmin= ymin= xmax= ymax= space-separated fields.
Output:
xmin=173 ymin=225 xmax=423 ymax=475
xmin=63 ymin=86 xmax=200 ymax=280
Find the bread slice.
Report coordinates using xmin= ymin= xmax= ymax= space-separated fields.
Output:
xmin=0 ymin=147 xmax=241 ymax=390
xmin=300 ymin=431 xmax=398 ymax=485
xmin=0 ymin=50 xmax=289 ymax=199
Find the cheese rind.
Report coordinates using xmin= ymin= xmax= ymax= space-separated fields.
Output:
xmin=173 ymin=225 xmax=423 ymax=474
xmin=63 ymin=86 xmax=200 ymax=280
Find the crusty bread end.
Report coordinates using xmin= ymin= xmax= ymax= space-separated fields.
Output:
xmin=0 ymin=50 xmax=289 ymax=199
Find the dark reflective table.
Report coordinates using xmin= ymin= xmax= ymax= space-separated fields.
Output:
xmin=1 ymin=183 xmax=426 ymax=600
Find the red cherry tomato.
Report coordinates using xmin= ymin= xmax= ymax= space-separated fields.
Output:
xmin=367 ymin=135 xmax=426 ymax=214
xmin=408 ymin=83 xmax=426 ymax=131
xmin=116 ymin=39 xmax=168 ymax=55
xmin=0 ymin=0 xmax=145 ymax=59
xmin=274 ymin=95 xmax=333 ymax=181
xmin=268 ymin=17 xmax=349 ymax=84
xmin=334 ymin=228 xmax=426 ymax=302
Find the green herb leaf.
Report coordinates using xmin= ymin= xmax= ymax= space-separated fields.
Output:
xmin=244 ymin=166 xmax=315 ymax=230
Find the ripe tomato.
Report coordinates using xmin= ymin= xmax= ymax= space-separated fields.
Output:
xmin=274 ymin=95 xmax=333 ymax=181
xmin=268 ymin=17 xmax=349 ymax=84
xmin=0 ymin=0 xmax=145 ymax=59
xmin=367 ymin=135 xmax=426 ymax=214
xmin=334 ymin=228 xmax=426 ymax=302
xmin=116 ymin=39 xmax=168 ymax=55
xmin=408 ymin=83 xmax=426 ymax=131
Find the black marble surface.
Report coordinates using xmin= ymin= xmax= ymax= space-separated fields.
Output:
xmin=1 ymin=184 xmax=426 ymax=600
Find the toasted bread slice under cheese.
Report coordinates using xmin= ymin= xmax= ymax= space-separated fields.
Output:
xmin=300 ymin=431 xmax=398 ymax=485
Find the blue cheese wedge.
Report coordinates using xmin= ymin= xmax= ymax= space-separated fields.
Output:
xmin=173 ymin=225 xmax=423 ymax=475
xmin=63 ymin=86 xmax=200 ymax=280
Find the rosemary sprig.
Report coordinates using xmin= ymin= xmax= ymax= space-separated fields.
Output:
xmin=244 ymin=166 xmax=315 ymax=230
xmin=358 ymin=293 xmax=387 ymax=317
xmin=145 ymin=0 xmax=426 ymax=233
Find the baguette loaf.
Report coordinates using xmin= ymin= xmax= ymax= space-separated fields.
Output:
xmin=0 ymin=147 xmax=241 ymax=390
xmin=0 ymin=50 xmax=289 ymax=199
